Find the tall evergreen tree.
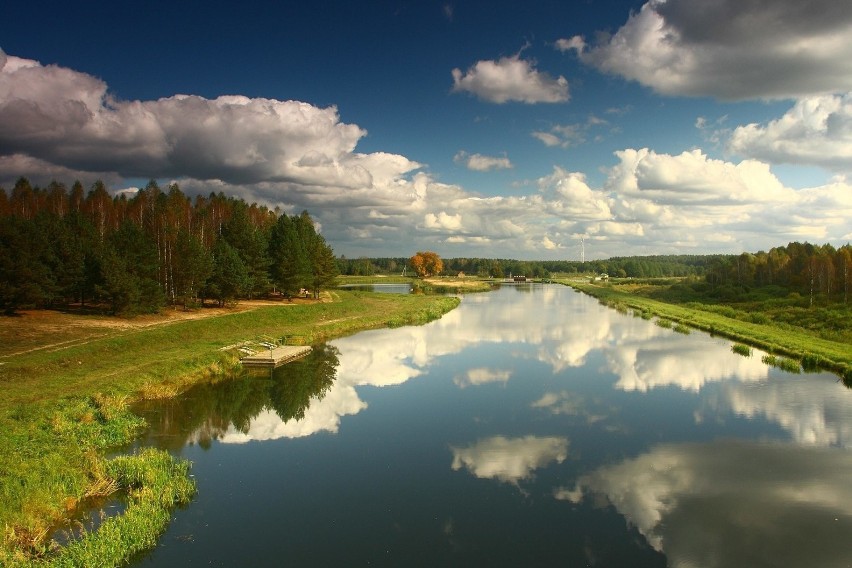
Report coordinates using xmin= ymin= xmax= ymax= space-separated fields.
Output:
xmin=307 ymin=232 xmax=338 ymax=299
xmin=222 ymin=201 xmax=270 ymax=298
xmin=35 ymin=211 xmax=83 ymax=307
xmin=204 ymin=238 xmax=250 ymax=307
xmin=268 ymin=213 xmax=310 ymax=299
xmin=98 ymin=220 xmax=163 ymax=315
xmin=173 ymin=229 xmax=213 ymax=309
xmin=0 ymin=216 xmax=54 ymax=313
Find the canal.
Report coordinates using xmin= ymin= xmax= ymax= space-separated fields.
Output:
xmin=131 ymin=284 xmax=852 ymax=567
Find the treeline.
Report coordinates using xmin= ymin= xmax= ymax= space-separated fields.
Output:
xmin=338 ymin=255 xmax=714 ymax=279
xmin=704 ymin=242 xmax=851 ymax=305
xmin=340 ymin=245 xmax=851 ymax=307
xmin=337 ymin=257 xmax=555 ymax=278
xmin=0 ymin=178 xmax=337 ymax=315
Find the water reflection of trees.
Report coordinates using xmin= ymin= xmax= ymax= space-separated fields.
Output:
xmin=268 ymin=345 xmax=337 ymax=422
xmin=135 ymin=344 xmax=340 ymax=450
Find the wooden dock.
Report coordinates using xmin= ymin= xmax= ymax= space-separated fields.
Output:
xmin=241 ymin=345 xmax=312 ymax=368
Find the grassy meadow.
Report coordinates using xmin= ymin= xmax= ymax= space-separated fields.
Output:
xmin=0 ymin=290 xmax=460 ymax=565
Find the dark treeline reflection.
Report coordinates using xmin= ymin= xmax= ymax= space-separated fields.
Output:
xmin=133 ymin=344 xmax=340 ymax=450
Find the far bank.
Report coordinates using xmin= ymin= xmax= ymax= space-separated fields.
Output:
xmin=560 ymin=279 xmax=852 ymax=381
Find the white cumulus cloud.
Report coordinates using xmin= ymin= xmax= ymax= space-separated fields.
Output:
xmin=0 ymin=50 xmax=419 ymax=187
xmin=728 ymin=93 xmax=852 ymax=173
xmin=451 ymin=54 xmax=569 ymax=104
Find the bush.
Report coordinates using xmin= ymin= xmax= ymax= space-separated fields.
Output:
xmin=749 ymin=313 xmax=769 ymax=324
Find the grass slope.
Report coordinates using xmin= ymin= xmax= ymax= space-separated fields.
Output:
xmin=560 ymin=279 xmax=852 ymax=380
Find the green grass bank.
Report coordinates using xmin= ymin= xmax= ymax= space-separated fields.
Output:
xmin=0 ymin=290 xmax=460 ymax=566
xmin=559 ymin=279 xmax=852 ymax=381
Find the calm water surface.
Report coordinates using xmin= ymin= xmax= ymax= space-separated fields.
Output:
xmin=132 ymin=285 xmax=852 ymax=567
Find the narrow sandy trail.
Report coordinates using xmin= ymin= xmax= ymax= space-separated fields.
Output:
xmin=0 ymin=296 xmax=330 ymax=360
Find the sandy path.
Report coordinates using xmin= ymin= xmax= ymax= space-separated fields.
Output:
xmin=0 ymin=296 xmax=328 ymax=360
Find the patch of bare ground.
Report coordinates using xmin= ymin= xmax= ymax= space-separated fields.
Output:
xmin=0 ymin=294 xmax=331 ymax=359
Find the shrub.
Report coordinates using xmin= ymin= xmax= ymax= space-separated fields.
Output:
xmin=749 ymin=313 xmax=769 ymax=324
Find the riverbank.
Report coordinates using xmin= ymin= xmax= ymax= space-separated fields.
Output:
xmin=421 ymin=276 xmax=494 ymax=293
xmin=335 ymin=274 xmax=495 ymax=293
xmin=0 ymin=291 xmax=460 ymax=565
xmin=559 ymin=279 xmax=852 ymax=381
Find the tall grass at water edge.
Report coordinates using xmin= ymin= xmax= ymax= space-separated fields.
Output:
xmin=564 ymin=280 xmax=852 ymax=384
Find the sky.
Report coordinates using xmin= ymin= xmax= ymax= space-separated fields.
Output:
xmin=1 ymin=0 xmax=851 ymax=260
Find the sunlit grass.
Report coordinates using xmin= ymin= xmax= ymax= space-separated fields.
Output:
xmin=559 ymin=279 xmax=852 ymax=381
xmin=732 ymin=343 xmax=752 ymax=357
xmin=31 ymin=449 xmax=196 ymax=567
xmin=762 ymin=354 xmax=802 ymax=374
xmin=0 ymin=292 xmax=460 ymax=408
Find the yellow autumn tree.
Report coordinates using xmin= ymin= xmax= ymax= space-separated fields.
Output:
xmin=410 ymin=251 xmax=443 ymax=278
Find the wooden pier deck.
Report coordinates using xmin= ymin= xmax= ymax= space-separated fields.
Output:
xmin=241 ymin=345 xmax=312 ymax=368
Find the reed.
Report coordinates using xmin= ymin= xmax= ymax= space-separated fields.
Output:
xmin=761 ymin=354 xmax=801 ymax=374
xmin=732 ymin=343 xmax=752 ymax=357
xmin=42 ymin=449 xmax=195 ymax=567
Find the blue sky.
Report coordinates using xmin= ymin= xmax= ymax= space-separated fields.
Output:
xmin=1 ymin=0 xmax=851 ymax=259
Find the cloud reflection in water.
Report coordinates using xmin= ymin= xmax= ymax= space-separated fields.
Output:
xmin=450 ymin=435 xmax=569 ymax=484
xmin=560 ymin=440 xmax=852 ymax=567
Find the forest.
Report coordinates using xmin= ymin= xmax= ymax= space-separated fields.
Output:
xmin=338 ymin=254 xmax=713 ymax=279
xmin=0 ymin=178 xmax=338 ymax=315
xmin=3 ymin=177 xmax=850 ymax=315
xmin=700 ymin=243 xmax=852 ymax=305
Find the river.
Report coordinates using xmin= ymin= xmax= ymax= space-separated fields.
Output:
xmin=130 ymin=284 xmax=852 ymax=567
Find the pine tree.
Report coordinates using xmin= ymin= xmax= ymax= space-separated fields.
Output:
xmin=205 ymin=238 xmax=250 ymax=306
xmin=269 ymin=213 xmax=310 ymax=299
